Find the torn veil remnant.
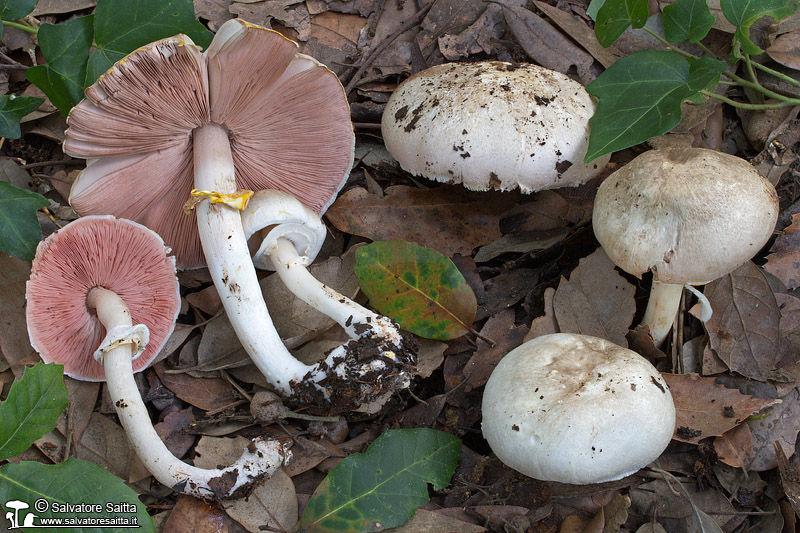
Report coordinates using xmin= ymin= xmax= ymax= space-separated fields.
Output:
xmin=26 ymin=216 xmax=288 ymax=500
xmin=381 ymin=61 xmax=610 ymax=193
xmin=592 ymin=147 xmax=779 ymax=346
xmin=63 ymin=20 xmax=415 ymax=412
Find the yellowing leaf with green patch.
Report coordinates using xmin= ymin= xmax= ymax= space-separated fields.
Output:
xmin=354 ymin=240 xmax=477 ymax=340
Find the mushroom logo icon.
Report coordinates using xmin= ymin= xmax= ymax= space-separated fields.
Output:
xmin=4 ymin=500 xmax=36 ymax=529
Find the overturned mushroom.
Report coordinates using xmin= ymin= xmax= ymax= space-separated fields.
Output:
xmin=26 ymin=216 xmax=287 ymax=500
xmin=482 ymin=333 xmax=675 ymax=484
xmin=592 ymin=147 xmax=779 ymax=346
xmin=63 ymin=20 xmax=413 ymax=410
xmin=381 ymin=61 xmax=609 ymax=192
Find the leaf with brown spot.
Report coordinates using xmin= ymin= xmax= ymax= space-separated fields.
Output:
xmin=553 ymin=248 xmax=636 ymax=347
xmin=765 ymin=213 xmax=800 ymax=289
xmin=661 ymin=373 xmax=781 ymax=444
xmin=326 ymin=185 xmax=518 ymax=257
xmin=703 ymin=261 xmax=781 ymax=381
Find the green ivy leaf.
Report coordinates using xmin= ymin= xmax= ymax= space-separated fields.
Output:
xmin=86 ymin=0 xmax=214 ymax=84
xmin=0 ymin=0 xmax=36 ymax=20
xmin=299 ymin=429 xmax=461 ymax=533
xmin=0 ymin=363 xmax=68 ymax=461
xmin=0 ymin=181 xmax=48 ymax=261
xmin=663 ymin=0 xmax=716 ymax=42
xmin=0 ymin=459 xmax=156 ymax=532
xmin=0 ymin=94 xmax=43 ymax=139
xmin=594 ymin=0 xmax=649 ymax=47
xmin=585 ymin=51 xmax=726 ymax=160
xmin=355 ymin=240 xmax=477 ymax=340
xmin=26 ymin=15 xmax=94 ymax=115
xmin=721 ymin=0 xmax=800 ymax=54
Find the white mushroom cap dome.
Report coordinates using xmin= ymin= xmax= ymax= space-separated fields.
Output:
xmin=592 ymin=147 xmax=779 ymax=285
xmin=381 ymin=61 xmax=609 ymax=193
xmin=481 ymin=333 xmax=675 ymax=484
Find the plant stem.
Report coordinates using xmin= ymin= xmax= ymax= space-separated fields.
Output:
xmin=749 ymin=60 xmax=800 ymax=89
xmin=2 ymin=20 xmax=37 ymax=34
xmin=700 ymin=90 xmax=799 ymax=109
xmin=643 ymin=28 xmax=696 ymax=59
xmin=721 ymin=71 xmax=800 ymax=104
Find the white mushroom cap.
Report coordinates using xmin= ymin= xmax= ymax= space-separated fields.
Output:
xmin=481 ymin=333 xmax=675 ymax=484
xmin=593 ymin=147 xmax=779 ymax=284
xmin=381 ymin=61 xmax=609 ymax=193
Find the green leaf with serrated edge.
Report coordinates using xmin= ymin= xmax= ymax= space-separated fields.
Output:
xmin=0 ymin=94 xmax=43 ymax=139
xmin=0 ymin=459 xmax=155 ymax=532
xmin=86 ymin=0 xmax=214 ymax=85
xmin=354 ymin=240 xmax=477 ymax=340
xmin=0 ymin=181 xmax=48 ymax=260
xmin=0 ymin=363 xmax=68 ymax=461
xmin=663 ymin=0 xmax=716 ymax=42
xmin=722 ymin=0 xmax=800 ymax=54
xmin=585 ymin=51 xmax=726 ymax=161
xmin=26 ymin=15 xmax=94 ymax=115
xmin=594 ymin=0 xmax=649 ymax=47
xmin=299 ymin=429 xmax=461 ymax=533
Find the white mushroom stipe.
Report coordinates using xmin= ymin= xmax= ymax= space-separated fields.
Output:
xmin=240 ymin=190 xmax=415 ymax=411
xmin=87 ymin=286 xmax=288 ymax=500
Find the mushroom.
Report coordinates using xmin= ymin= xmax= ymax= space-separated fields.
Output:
xmin=592 ymin=147 xmax=779 ymax=346
xmin=381 ymin=61 xmax=610 ymax=193
xmin=26 ymin=216 xmax=288 ymax=500
xmin=62 ymin=20 xmax=414 ymax=409
xmin=240 ymin=190 xmax=414 ymax=410
xmin=481 ymin=333 xmax=675 ymax=484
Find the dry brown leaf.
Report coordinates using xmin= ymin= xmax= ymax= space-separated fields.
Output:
xmin=75 ymin=412 xmax=138 ymax=484
xmin=463 ymin=308 xmax=529 ymax=391
xmin=553 ymin=248 xmax=636 ymax=347
xmin=162 ymin=495 xmax=228 ymax=533
xmin=438 ymin=3 xmax=512 ymax=60
xmin=499 ymin=190 xmax=587 ymax=233
xmin=64 ymin=377 xmax=100 ymax=445
xmin=326 ymin=185 xmax=518 ymax=257
xmin=389 ymin=508 xmax=486 ymax=533
xmin=0 ymin=254 xmax=38 ymax=376
xmin=603 ymin=493 xmax=631 ymax=533
xmin=301 ymin=12 xmax=366 ymax=76
xmin=193 ymin=0 xmax=234 ymax=31
xmin=765 ymin=213 xmax=800 ymax=290
xmin=471 ymin=505 xmax=530 ymax=531
xmin=230 ymin=1 xmax=311 ymax=40
xmin=767 ymin=28 xmax=800 ymax=69
xmin=284 ymin=435 xmax=340 ymax=477
xmin=32 ymin=0 xmax=96 ymax=15
xmin=475 ymin=267 xmax=539 ymax=321
xmin=473 ymin=228 xmax=569 ymax=263
xmin=775 ymin=442 xmax=800 ymax=519
xmin=745 ymin=387 xmax=800 ymax=471
xmin=533 ymin=1 xmax=622 ymax=68
xmin=223 ymin=468 xmax=298 ymax=533
xmin=154 ymin=363 xmax=238 ymax=411
xmin=499 ymin=3 xmax=595 ymax=83
xmin=703 ymin=261 xmax=781 ymax=381
xmin=415 ymin=0 xmax=487 ymax=57
xmin=628 ymin=479 xmax=737 ymax=531
xmin=154 ymin=408 xmax=196 ymax=459
xmin=661 ymin=373 xmax=781 ymax=444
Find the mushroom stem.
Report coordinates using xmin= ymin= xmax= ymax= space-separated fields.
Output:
xmin=192 ymin=122 xmax=313 ymax=393
xmin=267 ymin=237 xmax=403 ymax=345
xmin=640 ymin=280 xmax=684 ymax=347
xmin=87 ymin=286 xmax=287 ymax=500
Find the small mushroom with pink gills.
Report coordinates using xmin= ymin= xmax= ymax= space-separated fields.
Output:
xmin=481 ymin=333 xmax=675 ymax=485
xmin=381 ymin=61 xmax=610 ymax=193
xmin=63 ymin=19 xmax=414 ymax=411
xmin=592 ymin=147 xmax=779 ymax=346
xmin=25 ymin=216 xmax=288 ymax=500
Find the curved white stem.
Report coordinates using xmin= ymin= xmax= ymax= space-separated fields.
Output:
xmin=641 ymin=280 xmax=684 ymax=347
xmin=192 ymin=123 xmax=313 ymax=393
xmin=87 ymin=287 xmax=287 ymax=500
xmin=267 ymin=237 xmax=402 ymax=345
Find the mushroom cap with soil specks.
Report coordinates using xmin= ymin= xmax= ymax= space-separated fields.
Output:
xmin=381 ymin=61 xmax=609 ymax=193
xmin=592 ymin=147 xmax=779 ymax=285
xmin=26 ymin=216 xmax=181 ymax=381
xmin=481 ymin=333 xmax=675 ymax=484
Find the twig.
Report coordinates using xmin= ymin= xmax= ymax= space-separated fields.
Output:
xmin=343 ymin=2 xmax=433 ymax=95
